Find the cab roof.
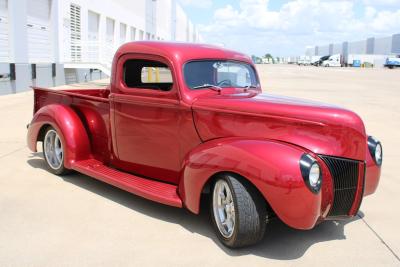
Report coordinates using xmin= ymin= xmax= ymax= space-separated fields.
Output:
xmin=115 ymin=41 xmax=253 ymax=65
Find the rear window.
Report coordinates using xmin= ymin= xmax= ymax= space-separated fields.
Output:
xmin=124 ymin=59 xmax=173 ymax=91
xmin=141 ymin=67 xmax=173 ymax=83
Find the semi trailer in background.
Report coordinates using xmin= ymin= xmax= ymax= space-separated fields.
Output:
xmin=297 ymin=55 xmax=311 ymax=65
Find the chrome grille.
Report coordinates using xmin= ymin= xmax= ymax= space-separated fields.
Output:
xmin=319 ymin=155 xmax=360 ymax=217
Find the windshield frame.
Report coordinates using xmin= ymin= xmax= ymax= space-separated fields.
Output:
xmin=182 ymin=59 xmax=260 ymax=90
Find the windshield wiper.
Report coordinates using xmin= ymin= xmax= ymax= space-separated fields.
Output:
xmin=243 ymin=85 xmax=257 ymax=92
xmin=192 ymin=84 xmax=222 ymax=94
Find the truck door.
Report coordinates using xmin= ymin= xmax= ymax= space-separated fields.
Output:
xmin=110 ymin=54 xmax=181 ymax=184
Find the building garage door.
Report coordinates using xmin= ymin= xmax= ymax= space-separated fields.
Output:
xmin=88 ymin=11 xmax=99 ymax=62
xmin=105 ymin=17 xmax=115 ymax=63
xmin=106 ymin=17 xmax=114 ymax=46
xmin=120 ymin=23 xmax=126 ymax=45
xmin=0 ymin=0 xmax=9 ymax=62
xmin=27 ymin=0 xmax=51 ymax=63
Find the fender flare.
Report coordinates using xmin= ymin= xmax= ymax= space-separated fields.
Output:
xmin=179 ymin=137 xmax=323 ymax=229
xmin=27 ymin=104 xmax=91 ymax=169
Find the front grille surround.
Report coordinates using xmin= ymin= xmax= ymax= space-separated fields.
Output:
xmin=319 ymin=155 xmax=361 ymax=217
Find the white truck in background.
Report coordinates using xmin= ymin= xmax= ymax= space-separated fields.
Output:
xmin=287 ymin=56 xmax=298 ymax=64
xmin=321 ymin=54 xmax=342 ymax=67
xmin=384 ymin=56 xmax=400 ymax=69
xmin=310 ymin=56 xmax=321 ymax=65
xmin=297 ymin=55 xmax=311 ymax=65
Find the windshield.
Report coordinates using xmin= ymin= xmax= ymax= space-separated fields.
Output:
xmin=184 ymin=60 xmax=259 ymax=89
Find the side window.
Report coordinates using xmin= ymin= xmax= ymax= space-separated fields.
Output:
xmin=124 ymin=59 xmax=173 ymax=91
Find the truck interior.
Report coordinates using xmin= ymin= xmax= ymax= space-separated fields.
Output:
xmin=123 ymin=59 xmax=173 ymax=91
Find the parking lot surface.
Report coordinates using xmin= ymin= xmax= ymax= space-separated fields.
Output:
xmin=0 ymin=65 xmax=399 ymax=266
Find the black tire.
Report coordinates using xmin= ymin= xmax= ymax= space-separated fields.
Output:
xmin=210 ymin=174 xmax=267 ymax=248
xmin=42 ymin=126 xmax=70 ymax=176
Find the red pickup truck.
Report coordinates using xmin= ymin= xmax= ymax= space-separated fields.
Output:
xmin=27 ymin=42 xmax=382 ymax=248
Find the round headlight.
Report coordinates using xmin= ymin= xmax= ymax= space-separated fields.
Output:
xmin=375 ymin=143 xmax=382 ymax=164
xmin=368 ymin=136 xmax=383 ymax=166
xmin=309 ymin=163 xmax=321 ymax=187
xmin=300 ymin=154 xmax=322 ymax=194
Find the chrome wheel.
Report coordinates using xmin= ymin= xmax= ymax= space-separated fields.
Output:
xmin=44 ymin=129 xmax=63 ymax=170
xmin=213 ymin=179 xmax=236 ymax=238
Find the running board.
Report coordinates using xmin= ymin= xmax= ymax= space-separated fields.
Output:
xmin=72 ymin=159 xmax=182 ymax=208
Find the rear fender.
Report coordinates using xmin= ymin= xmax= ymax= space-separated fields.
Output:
xmin=27 ymin=104 xmax=91 ymax=168
xmin=179 ymin=137 xmax=323 ymax=229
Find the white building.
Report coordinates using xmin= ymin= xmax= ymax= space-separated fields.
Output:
xmin=0 ymin=0 xmax=201 ymax=95
xmin=304 ymin=33 xmax=400 ymax=67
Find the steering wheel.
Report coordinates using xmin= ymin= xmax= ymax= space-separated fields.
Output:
xmin=217 ymin=79 xmax=232 ymax=87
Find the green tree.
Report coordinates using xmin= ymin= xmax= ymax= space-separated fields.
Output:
xmin=264 ymin=53 xmax=275 ymax=64
xmin=251 ymin=55 xmax=262 ymax=64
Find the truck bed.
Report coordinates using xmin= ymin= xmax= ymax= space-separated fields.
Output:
xmin=33 ymin=81 xmax=111 ymax=164
xmin=36 ymin=79 xmax=111 ymax=106
xmin=33 ymin=79 xmax=110 ymax=113
xmin=50 ymin=78 xmax=109 ymax=90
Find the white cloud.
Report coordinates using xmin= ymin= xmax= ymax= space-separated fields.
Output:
xmin=178 ymin=0 xmax=213 ymax=9
xmin=369 ymin=9 xmax=400 ymax=31
xmin=198 ymin=0 xmax=400 ymax=56
xmin=214 ymin=5 xmax=241 ymax=26
xmin=364 ymin=6 xmax=377 ymax=18
xmin=363 ymin=0 xmax=400 ymax=8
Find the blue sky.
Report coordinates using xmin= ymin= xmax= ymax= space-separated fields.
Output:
xmin=178 ymin=0 xmax=400 ymax=56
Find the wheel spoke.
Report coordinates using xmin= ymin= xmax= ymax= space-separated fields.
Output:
xmin=52 ymin=150 xmax=58 ymax=164
xmin=219 ymin=191 xmax=225 ymax=201
xmin=226 ymin=190 xmax=232 ymax=202
xmin=55 ymin=145 xmax=62 ymax=162
xmin=222 ymin=218 xmax=233 ymax=234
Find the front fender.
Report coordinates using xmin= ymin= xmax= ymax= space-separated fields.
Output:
xmin=27 ymin=104 xmax=91 ymax=169
xmin=179 ymin=138 xmax=323 ymax=230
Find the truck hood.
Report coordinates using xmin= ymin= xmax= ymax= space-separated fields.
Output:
xmin=192 ymin=92 xmax=367 ymax=161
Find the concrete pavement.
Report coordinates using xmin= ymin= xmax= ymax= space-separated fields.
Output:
xmin=0 ymin=65 xmax=399 ymax=266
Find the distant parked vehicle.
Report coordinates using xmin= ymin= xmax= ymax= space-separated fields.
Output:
xmin=297 ymin=56 xmax=310 ymax=66
xmin=384 ymin=56 xmax=400 ymax=69
xmin=322 ymin=54 xmax=342 ymax=67
xmin=261 ymin=57 xmax=273 ymax=64
xmin=313 ymin=55 xmax=330 ymax=66
xmin=310 ymin=56 xmax=321 ymax=65
xmin=297 ymin=60 xmax=307 ymax=66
